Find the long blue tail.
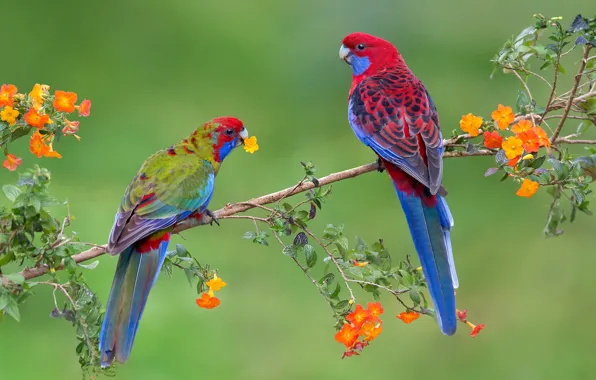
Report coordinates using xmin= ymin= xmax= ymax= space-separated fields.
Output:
xmin=99 ymin=233 xmax=170 ymax=367
xmin=395 ymin=188 xmax=458 ymax=335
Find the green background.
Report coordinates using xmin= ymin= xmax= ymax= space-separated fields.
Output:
xmin=1 ymin=1 xmax=595 ymax=379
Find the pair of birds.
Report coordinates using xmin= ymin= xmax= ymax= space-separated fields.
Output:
xmin=99 ymin=32 xmax=459 ymax=366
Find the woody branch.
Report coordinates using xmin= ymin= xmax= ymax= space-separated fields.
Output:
xmin=2 ymin=131 xmax=596 ymax=286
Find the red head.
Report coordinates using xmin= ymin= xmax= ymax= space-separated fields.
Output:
xmin=339 ymin=33 xmax=403 ymax=78
xmin=202 ymin=117 xmax=248 ymax=162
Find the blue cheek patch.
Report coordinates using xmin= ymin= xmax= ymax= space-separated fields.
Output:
xmin=218 ymin=139 xmax=236 ymax=161
xmin=351 ymin=55 xmax=371 ymax=76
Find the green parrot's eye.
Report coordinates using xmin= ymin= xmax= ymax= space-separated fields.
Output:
xmin=224 ymin=128 xmax=235 ymax=136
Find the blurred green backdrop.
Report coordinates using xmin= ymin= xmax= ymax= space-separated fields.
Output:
xmin=2 ymin=1 xmax=596 ymax=379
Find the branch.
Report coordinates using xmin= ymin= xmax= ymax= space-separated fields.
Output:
xmin=551 ymin=46 xmax=592 ymax=142
xmin=0 ymin=131 xmax=587 ymax=285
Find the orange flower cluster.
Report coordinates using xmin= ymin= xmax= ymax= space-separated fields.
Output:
xmin=196 ymin=272 xmax=227 ymax=309
xmin=335 ymin=302 xmax=384 ymax=358
xmin=459 ymin=105 xmax=552 ymax=199
xmin=0 ymin=83 xmax=92 ymax=171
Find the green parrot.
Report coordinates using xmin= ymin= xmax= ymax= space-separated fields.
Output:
xmin=99 ymin=117 xmax=249 ymax=367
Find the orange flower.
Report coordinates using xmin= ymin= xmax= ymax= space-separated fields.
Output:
xmin=24 ymin=108 xmax=50 ymax=129
xmin=360 ymin=321 xmax=383 ymax=342
xmin=367 ymin=302 xmax=384 ymax=319
xmin=533 ymin=126 xmax=551 ymax=147
xmin=469 ymin=323 xmax=485 ymax=338
xmin=53 ymin=90 xmax=77 ymax=113
xmin=507 ymin=155 xmax=520 ymax=167
xmin=347 ymin=304 xmax=371 ymax=327
xmin=511 ymin=119 xmax=532 ymax=134
xmin=502 ymin=136 xmax=524 ymax=159
xmin=397 ymin=311 xmax=420 ymax=324
xmin=352 ymin=260 xmax=369 ymax=267
xmin=45 ymin=146 xmax=62 ymax=159
xmin=196 ymin=292 xmax=220 ymax=309
xmin=2 ymin=154 xmax=22 ymax=171
xmin=30 ymin=83 xmax=50 ymax=111
xmin=0 ymin=84 xmax=18 ymax=108
xmin=516 ymin=179 xmax=539 ymax=198
xmin=491 ymin=104 xmax=515 ymax=130
xmin=62 ymin=119 xmax=80 ymax=135
xmin=483 ymin=131 xmax=503 ymax=149
xmin=206 ymin=273 xmax=227 ymax=291
xmin=335 ymin=323 xmax=359 ymax=348
xmin=517 ymin=129 xmax=540 ymax=153
xmin=0 ymin=106 xmax=19 ymax=125
xmin=78 ymin=99 xmax=91 ymax=117
xmin=459 ymin=113 xmax=483 ymax=137
xmin=29 ymin=131 xmax=50 ymax=158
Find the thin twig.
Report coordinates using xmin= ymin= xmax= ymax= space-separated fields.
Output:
xmin=299 ymin=227 xmax=356 ymax=302
xmin=551 ymin=46 xmax=592 ymax=142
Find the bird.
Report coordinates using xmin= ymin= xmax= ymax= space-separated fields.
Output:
xmin=339 ymin=32 xmax=458 ymax=335
xmin=99 ymin=116 xmax=249 ymax=366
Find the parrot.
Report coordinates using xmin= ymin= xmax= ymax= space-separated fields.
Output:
xmin=99 ymin=116 xmax=249 ymax=366
xmin=339 ymin=33 xmax=458 ymax=335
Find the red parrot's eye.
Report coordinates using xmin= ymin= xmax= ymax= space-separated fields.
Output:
xmin=356 ymin=44 xmax=365 ymax=51
xmin=224 ymin=128 xmax=235 ymax=136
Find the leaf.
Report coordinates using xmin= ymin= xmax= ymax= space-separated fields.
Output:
xmin=293 ymin=232 xmax=308 ymax=246
xmin=484 ymin=168 xmax=499 ymax=177
xmin=329 ymin=283 xmax=341 ymax=299
xmin=4 ymin=296 xmax=20 ymax=322
xmin=0 ymin=293 xmax=9 ymax=310
xmin=2 ymin=273 xmax=24 ymax=285
xmin=2 ymin=185 xmax=21 ymax=202
xmin=495 ymin=150 xmax=508 ymax=166
xmin=336 ymin=236 xmax=349 ymax=252
xmin=303 ymin=245 xmax=317 ymax=268
xmin=409 ymin=289 xmax=421 ymax=305
xmin=516 ymin=89 xmax=530 ymax=113
xmin=309 ymin=203 xmax=317 ymax=219
xmin=334 ymin=300 xmax=349 ymax=311
xmin=78 ymin=261 xmax=99 ymax=270
xmin=318 ymin=272 xmax=335 ymax=285
xmin=548 ymin=158 xmax=568 ymax=180
xmin=575 ymin=35 xmax=588 ymax=45
xmin=529 ymin=155 xmax=547 ymax=169
xmin=282 ymin=245 xmax=297 ymax=258
xmin=570 ymin=14 xmax=589 ymax=32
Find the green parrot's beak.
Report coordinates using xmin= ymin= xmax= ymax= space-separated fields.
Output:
xmin=238 ymin=127 xmax=249 ymax=146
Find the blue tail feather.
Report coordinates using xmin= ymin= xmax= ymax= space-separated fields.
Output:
xmin=99 ymin=238 xmax=169 ymax=367
xmin=396 ymin=190 xmax=457 ymax=336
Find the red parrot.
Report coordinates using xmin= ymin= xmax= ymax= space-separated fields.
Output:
xmin=339 ymin=33 xmax=458 ymax=335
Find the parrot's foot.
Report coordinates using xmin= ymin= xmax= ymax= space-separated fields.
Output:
xmin=376 ymin=158 xmax=385 ymax=173
xmin=205 ymin=209 xmax=220 ymax=226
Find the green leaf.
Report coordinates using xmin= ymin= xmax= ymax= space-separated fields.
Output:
xmin=334 ymin=300 xmax=349 ymax=311
xmin=318 ymin=273 xmax=335 ymax=285
xmin=529 ymin=155 xmax=547 ymax=169
xmin=0 ymin=292 xmax=9 ymax=310
xmin=2 ymin=273 xmax=24 ymax=285
xmin=409 ymin=289 xmax=421 ymax=305
xmin=329 ymin=283 xmax=341 ymax=299
xmin=4 ymin=296 xmax=20 ymax=322
xmin=2 ymin=185 xmax=21 ymax=202
xmin=336 ymin=236 xmax=349 ymax=252
xmin=282 ymin=245 xmax=297 ymax=258
xmin=304 ymin=244 xmax=317 ymax=268
xmin=78 ymin=261 xmax=99 ymax=270
xmin=516 ymin=89 xmax=530 ymax=113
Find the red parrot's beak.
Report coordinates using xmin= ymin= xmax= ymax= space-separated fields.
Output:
xmin=339 ymin=44 xmax=352 ymax=64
